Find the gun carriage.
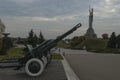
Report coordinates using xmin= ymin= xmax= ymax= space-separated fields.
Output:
xmin=0 ymin=23 xmax=82 ymax=76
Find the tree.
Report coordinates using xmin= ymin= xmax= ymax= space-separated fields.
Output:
xmin=102 ymin=33 xmax=109 ymax=39
xmin=107 ymin=32 xmax=117 ymax=48
xmin=27 ymin=29 xmax=45 ymax=47
xmin=70 ymin=36 xmax=79 ymax=47
xmin=39 ymin=31 xmax=45 ymax=44
xmin=116 ymin=34 xmax=120 ymax=49
xmin=70 ymin=36 xmax=86 ymax=47
xmin=33 ymin=34 xmax=38 ymax=47
xmin=27 ymin=29 xmax=34 ymax=46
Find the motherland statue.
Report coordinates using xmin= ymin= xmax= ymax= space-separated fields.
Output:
xmin=85 ymin=8 xmax=97 ymax=38
xmin=0 ymin=19 xmax=5 ymax=37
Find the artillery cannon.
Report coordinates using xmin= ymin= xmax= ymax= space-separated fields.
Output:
xmin=0 ymin=23 xmax=82 ymax=76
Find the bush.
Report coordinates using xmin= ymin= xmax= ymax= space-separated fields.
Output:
xmin=51 ymin=53 xmax=63 ymax=60
xmin=102 ymin=33 xmax=109 ymax=39
xmin=57 ymin=40 xmax=70 ymax=48
xmin=91 ymin=48 xmax=120 ymax=54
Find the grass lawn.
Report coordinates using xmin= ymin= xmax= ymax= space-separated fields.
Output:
xmin=0 ymin=48 xmax=24 ymax=60
xmin=72 ymin=38 xmax=108 ymax=50
xmin=57 ymin=40 xmax=70 ymax=48
xmin=0 ymin=47 xmax=63 ymax=60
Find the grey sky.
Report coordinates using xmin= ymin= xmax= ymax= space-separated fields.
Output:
xmin=0 ymin=0 xmax=120 ymax=39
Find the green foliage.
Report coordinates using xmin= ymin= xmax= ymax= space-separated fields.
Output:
xmin=70 ymin=36 xmax=86 ymax=47
xmin=85 ymin=38 xmax=108 ymax=51
xmin=7 ymin=48 xmax=24 ymax=57
xmin=107 ymin=32 xmax=120 ymax=49
xmin=107 ymin=32 xmax=117 ymax=48
xmin=75 ymin=38 xmax=120 ymax=54
xmin=27 ymin=29 xmax=45 ymax=47
xmin=0 ymin=48 xmax=63 ymax=60
xmin=51 ymin=53 xmax=63 ymax=60
xmin=38 ymin=31 xmax=45 ymax=44
xmin=74 ymin=40 xmax=86 ymax=49
xmin=56 ymin=34 xmax=120 ymax=54
xmin=102 ymin=33 xmax=109 ymax=39
xmin=73 ymin=38 xmax=108 ymax=51
xmin=33 ymin=34 xmax=39 ymax=47
xmin=27 ymin=29 xmax=34 ymax=46
xmin=0 ymin=38 xmax=2 ymax=50
xmin=116 ymin=34 xmax=120 ymax=48
xmin=91 ymin=48 xmax=120 ymax=54
xmin=0 ymin=48 xmax=24 ymax=60
xmin=57 ymin=40 xmax=70 ymax=48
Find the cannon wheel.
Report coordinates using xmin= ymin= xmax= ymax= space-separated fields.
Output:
xmin=41 ymin=56 xmax=48 ymax=67
xmin=25 ymin=58 xmax=44 ymax=76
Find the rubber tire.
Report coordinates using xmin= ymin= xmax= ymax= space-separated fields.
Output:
xmin=42 ymin=56 xmax=48 ymax=67
xmin=25 ymin=58 xmax=44 ymax=76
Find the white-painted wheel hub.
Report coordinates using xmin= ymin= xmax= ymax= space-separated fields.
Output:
xmin=25 ymin=58 xmax=44 ymax=76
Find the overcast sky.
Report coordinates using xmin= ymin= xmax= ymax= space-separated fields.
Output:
xmin=0 ymin=0 xmax=120 ymax=39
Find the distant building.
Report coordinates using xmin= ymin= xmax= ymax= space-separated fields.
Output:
xmin=0 ymin=19 xmax=5 ymax=37
xmin=84 ymin=8 xmax=97 ymax=38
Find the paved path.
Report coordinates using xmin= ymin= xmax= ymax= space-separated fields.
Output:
xmin=60 ymin=49 xmax=120 ymax=80
xmin=0 ymin=60 xmax=67 ymax=80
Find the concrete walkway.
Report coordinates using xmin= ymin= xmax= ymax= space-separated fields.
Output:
xmin=62 ymin=55 xmax=80 ymax=80
xmin=62 ymin=49 xmax=120 ymax=80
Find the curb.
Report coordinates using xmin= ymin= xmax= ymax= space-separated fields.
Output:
xmin=61 ymin=54 xmax=80 ymax=80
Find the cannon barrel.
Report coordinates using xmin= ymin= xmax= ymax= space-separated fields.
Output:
xmin=33 ymin=40 xmax=52 ymax=51
xmin=43 ymin=23 xmax=82 ymax=51
xmin=32 ymin=23 xmax=82 ymax=55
